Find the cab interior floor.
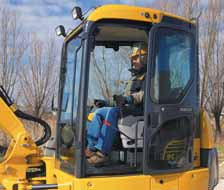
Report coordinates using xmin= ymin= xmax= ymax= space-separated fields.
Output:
xmin=86 ymin=160 xmax=142 ymax=175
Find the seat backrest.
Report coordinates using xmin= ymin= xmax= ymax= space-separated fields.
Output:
xmin=118 ymin=115 xmax=144 ymax=148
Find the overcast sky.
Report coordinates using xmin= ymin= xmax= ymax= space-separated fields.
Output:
xmin=0 ymin=0 xmax=153 ymax=41
xmin=1 ymin=0 xmax=223 ymax=41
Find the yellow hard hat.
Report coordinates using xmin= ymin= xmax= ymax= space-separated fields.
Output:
xmin=130 ymin=47 xmax=147 ymax=58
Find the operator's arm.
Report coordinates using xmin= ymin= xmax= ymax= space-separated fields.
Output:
xmin=122 ymin=73 xmax=145 ymax=105
xmin=130 ymin=90 xmax=144 ymax=105
xmin=113 ymin=90 xmax=144 ymax=106
xmin=113 ymin=75 xmax=145 ymax=106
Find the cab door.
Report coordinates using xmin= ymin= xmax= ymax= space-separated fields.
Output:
xmin=143 ymin=23 xmax=198 ymax=175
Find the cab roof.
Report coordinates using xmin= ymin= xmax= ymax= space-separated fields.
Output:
xmin=87 ymin=4 xmax=194 ymax=24
xmin=66 ymin=4 xmax=194 ymax=40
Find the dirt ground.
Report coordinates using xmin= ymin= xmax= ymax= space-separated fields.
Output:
xmin=215 ymin=179 xmax=224 ymax=190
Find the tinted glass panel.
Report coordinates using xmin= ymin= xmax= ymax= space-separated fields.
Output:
xmin=151 ymin=28 xmax=194 ymax=104
xmin=58 ymin=36 xmax=83 ymax=174
xmin=60 ymin=38 xmax=83 ymax=122
xmin=148 ymin=117 xmax=192 ymax=170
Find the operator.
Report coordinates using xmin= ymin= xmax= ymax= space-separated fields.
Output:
xmin=86 ymin=46 xmax=147 ymax=166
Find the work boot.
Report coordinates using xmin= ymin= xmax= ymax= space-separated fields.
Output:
xmin=87 ymin=151 xmax=109 ymax=166
xmin=85 ymin=148 xmax=96 ymax=158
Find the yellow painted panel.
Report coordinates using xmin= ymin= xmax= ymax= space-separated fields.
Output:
xmin=87 ymin=5 xmax=194 ymax=24
xmin=151 ymin=174 xmax=179 ymax=190
xmin=54 ymin=169 xmax=150 ymax=190
xmin=0 ymin=98 xmax=26 ymax=137
xmin=41 ymin=157 xmax=57 ymax=184
xmin=53 ymin=168 xmax=209 ymax=190
xmin=78 ymin=175 xmax=150 ymax=190
xmin=54 ymin=169 xmax=74 ymax=190
xmin=200 ymin=111 xmax=215 ymax=149
xmin=193 ymin=138 xmax=200 ymax=167
xmin=87 ymin=4 xmax=162 ymax=23
xmin=179 ymin=168 xmax=209 ymax=190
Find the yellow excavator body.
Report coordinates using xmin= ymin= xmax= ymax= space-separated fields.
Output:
xmin=0 ymin=4 xmax=218 ymax=190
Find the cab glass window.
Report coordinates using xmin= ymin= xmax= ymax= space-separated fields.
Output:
xmin=60 ymin=38 xmax=83 ymax=122
xmin=57 ymin=35 xmax=83 ymax=174
xmin=148 ymin=117 xmax=193 ymax=171
xmin=151 ymin=28 xmax=194 ymax=104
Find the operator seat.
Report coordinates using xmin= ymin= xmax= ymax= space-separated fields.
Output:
xmin=118 ymin=115 xmax=144 ymax=148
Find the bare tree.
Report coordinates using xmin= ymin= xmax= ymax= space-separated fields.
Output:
xmin=20 ymin=34 xmax=58 ymax=118
xmin=152 ymin=0 xmax=181 ymax=14
xmin=152 ymin=0 xmax=201 ymax=19
xmin=0 ymin=8 xmax=28 ymax=100
xmin=206 ymin=9 xmax=224 ymax=135
xmin=91 ymin=50 xmax=112 ymax=99
xmin=90 ymin=47 xmax=131 ymax=100
xmin=181 ymin=0 xmax=201 ymax=19
xmin=0 ymin=8 xmax=28 ymax=146
xmin=200 ymin=0 xmax=222 ymax=109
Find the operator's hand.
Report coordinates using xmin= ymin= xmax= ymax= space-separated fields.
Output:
xmin=94 ymin=99 xmax=106 ymax=108
xmin=113 ymin=95 xmax=126 ymax=107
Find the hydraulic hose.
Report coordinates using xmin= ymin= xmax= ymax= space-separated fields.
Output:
xmin=0 ymin=86 xmax=51 ymax=146
xmin=14 ymin=109 xmax=51 ymax=146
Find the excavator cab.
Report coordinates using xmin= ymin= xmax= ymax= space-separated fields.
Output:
xmin=0 ymin=4 xmax=219 ymax=190
xmin=55 ymin=5 xmax=218 ymax=188
xmin=58 ymin=5 xmax=197 ymax=175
